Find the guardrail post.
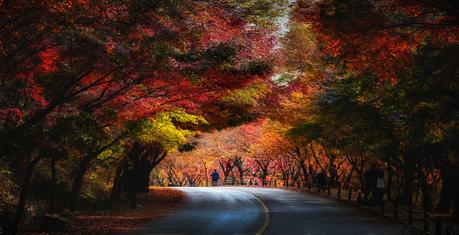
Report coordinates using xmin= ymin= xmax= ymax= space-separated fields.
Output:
xmin=408 ymin=208 xmax=413 ymax=225
xmin=308 ymin=183 xmax=311 ymax=192
xmin=424 ymin=212 xmax=430 ymax=232
xmin=337 ymin=183 xmax=341 ymax=200
xmin=435 ymin=218 xmax=442 ymax=235
xmin=393 ymin=202 xmax=398 ymax=220
xmin=327 ymin=186 xmax=331 ymax=196
xmin=274 ymin=180 xmax=277 ymax=188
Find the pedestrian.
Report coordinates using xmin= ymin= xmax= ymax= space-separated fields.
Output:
xmin=364 ymin=163 xmax=378 ymax=199
xmin=374 ymin=166 xmax=385 ymax=201
xmin=211 ymin=169 xmax=220 ymax=186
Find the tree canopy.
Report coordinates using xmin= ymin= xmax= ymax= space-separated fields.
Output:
xmin=1 ymin=0 xmax=459 ymax=233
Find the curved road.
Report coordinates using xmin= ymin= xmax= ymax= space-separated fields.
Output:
xmin=129 ymin=187 xmax=405 ymax=235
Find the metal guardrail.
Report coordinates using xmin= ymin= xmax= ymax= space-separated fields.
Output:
xmin=297 ymin=183 xmax=457 ymax=235
xmin=219 ymin=180 xmax=457 ymax=235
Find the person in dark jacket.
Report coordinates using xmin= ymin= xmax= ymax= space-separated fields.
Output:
xmin=211 ymin=169 xmax=220 ymax=186
xmin=364 ymin=164 xmax=378 ymax=199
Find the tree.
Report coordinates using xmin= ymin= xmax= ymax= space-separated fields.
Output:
xmin=0 ymin=0 xmax=286 ymax=232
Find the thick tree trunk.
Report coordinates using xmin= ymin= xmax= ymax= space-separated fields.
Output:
xmin=436 ymin=163 xmax=455 ymax=212
xmin=402 ymin=153 xmax=416 ymax=206
xmin=69 ymin=155 xmax=92 ymax=212
xmin=8 ymin=156 xmax=41 ymax=235
xmin=110 ymin=156 xmax=125 ymax=204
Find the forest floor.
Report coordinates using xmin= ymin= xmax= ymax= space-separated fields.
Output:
xmin=69 ymin=187 xmax=186 ymax=234
xmin=17 ymin=187 xmax=186 ymax=235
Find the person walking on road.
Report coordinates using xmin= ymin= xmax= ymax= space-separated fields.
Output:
xmin=211 ymin=169 xmax=220 ymax=186
xmin=364 ymin=163 xmax=384 ymax=200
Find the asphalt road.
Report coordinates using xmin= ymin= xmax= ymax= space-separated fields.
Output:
xmin=129 ymin=187 xmax=405 ymax=235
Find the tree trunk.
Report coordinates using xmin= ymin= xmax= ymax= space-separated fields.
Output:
xmin=436 ymin=163 xmax=454 ymax=212
xmin=453 ymin=175 xmax=459 ymax=219
xmin=48 ymin=157 xmax=57 ymax=213
xmin=419 ymin=170 xmax=432 ymax=212
xmin=402 ymin=153 xmax=416 ymax=206
xmin=68 ymin=136 xmax=123 ymax=211
xmin=69 ymin=155 xmax=92 ymax=212
xmin=110 ymin=156 xmax=125 ymax=204
xmin=329 ymin=163 xmax=336 ymax=187
xmin=344 ymin=166 xmax=354 ymax=189
xmin=359 ymin=156 xmax=365 ymax=189
xmin=299 ymin=160 xmax=308 ymax=186
xmin=129 ymin=192 xmax=138 ymax=208
xmin=386 ymin=164 xmax=394 ymax=201
xmin=262 ymin=169 xmax=268 ymax=186
xmin=8 ymin=156 xmax=41 ymax=235
xmin=203 ymin=161 xmax=208 ymax=187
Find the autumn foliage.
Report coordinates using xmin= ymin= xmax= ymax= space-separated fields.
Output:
xmin=1 ymin=0 xmax=459 ymax=233
xmin=0 ymin=0 xmax=285 ymax=233
xmin=156 ymin=0 xmax=459 ymax=222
